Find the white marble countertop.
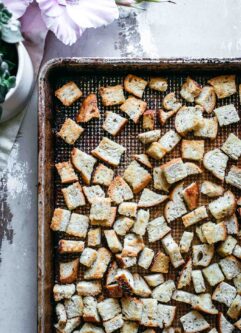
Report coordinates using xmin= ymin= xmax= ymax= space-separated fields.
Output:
xmin=1 ymin=0 xmax=241 ymax=332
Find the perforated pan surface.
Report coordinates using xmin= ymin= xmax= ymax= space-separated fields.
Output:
xmin=38 ymin=58 xmax=241 ymax=333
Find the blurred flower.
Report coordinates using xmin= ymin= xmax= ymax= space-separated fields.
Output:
xmin=2 ymin=0 xmax=119 ymax=45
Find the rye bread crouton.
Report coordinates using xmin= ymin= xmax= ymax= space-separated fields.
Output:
xmin=92 ymin=137 xmax=126 ymax=167
xmin=180 ymin=77 xmax=202 ymax=102
xmin=158 ymin=129 xmax=181 ymax=153
xmin=92 ymin=164 xmax=114 ymax=187
xmin=102 ymin=111 xmax=128 ymax=136
xmin=55 ymin=303 xmax=67 ymax=328
xmin=104 ymin=230 xmax=122 ymax=253
xmin=55 ymin=317 xmax=81 ymax=333
xmin=182 ymin=206 xmax=208 ymax=228
xmin=147 ymin=216 xmax=171 ymax=243
xmin=83 ymin=296 xmax=100 ymax=323
xmin=97 ymin=298 xmax=121 ymax=321
xmin=55 ymin=81 xmax=82 ymax=106
xmin=192 ymin=244 xmax=214 ymax=267
xmin=124 ymin=74 xmax=148 ymax=98
xmin=121 ymin=296 xmax=143 ymax=321
xmin=157 ymin=304 xmax=176 ymax=329
xmin=177 ymin=258 xmax=192 ymax=289
xmin=89 ymin=198 xmax=111 ymax=221
xmin=150 ymin=251 xmax=170 ymax=273
xmin=161 ymin=233 xmax=184 ymax=268
xmin=163 ymin=92 xmax=182 ymax=111
xmin=209 ymin=191 xmax=236 ymax=220
xmin=138 ymin=247 xmax=154 ymax=270
xmin=212 ymin=282 xmax=237 ymax=307
xmin=79 ymin=323 xmax=105 ymax=333
xmin=143 ymin=110 xmax=155 ymax=130
xmin=183 ymin=182 xmax=199 ymax=210
xmin=80 ymin=248 xmax=97 ymax=267
xmin=71 ymin=148 xmax=96 ymax=185
xmin=108 ymin=176 xmax=133 ymax=205
xmin=76 ymin=93 xmax=100 ymax=123
xmin=181 ymin=140 xmax=204 ymax=161
xmin=113 ymin=217 xmax=135 ymax=236
xmin=172 ymin=290 xmax=196 ymax=305
xmin=203 ymin=148 xmax=228 ymax=181
xmin=218 ymin=312 xmax=235 ymax=333
xmin=180 ymin=311 xmax=210 ymax=333
xmin=133 ymin=273 xmax=152 ymax=297
xmin=163 ymin=158 xmax=187 ymax=184
xmin=149 ymin=77 xmax=168 ymax=91
xmin=140 ymin=298 xmax=158 ymax=327
xmin=227 ymin=294 xmax=241 ymax=320
xmin=53 ymin=284 xmax=75 ymax=302
xmin=179 ymin=231 xmax=194 ymax=254
xmin=120 ymin=96 xmax=147 ymax=123
xmin=226 ymin=165 xmax=241 ymax=190
xmin=217 ymin=235 xmax=237 ymax=257
xmin=58 ymin=118 xmax=84 ymax=145
xmin=194 ymin=116 xmax=218 ymax=139
xmin=118 ymin=202 xmax=137 ymax=218
xmin=87 ymin=228 xmax=101 ymax=247
xmin=175 ymin=105 xmax=203 ymax=136
xmin=146 ymin=142 xmax=166 ymax=160
xmin=132 ymin=209 xmax=150 ymax=236
xmin=120 ymin=321 xmax=138 ymax=333
xmin=82 ymin=185 xmax=105 ymax=204
xmin=64 ymin=295 xmax=83 ymax=319
xmin=208 ymin=74 xmax=236 ymax=99
xmin=144 ymin=274 xmax=164 ymax=287
xmin=219 ymin=255 xmax=241 ymax=280
xmin=200 ymin=180 xmax=224 ymax=198
xmin=191 ymin=293 xmax=218 ymax=315
xmin=59 ymin=259 xmax=79 ymax=284
xmin=62 ymin=182 xmax=86 ymax=210
xmin=224 ymin=214 xmax=239 ymax=235
xmin=103 ymin=314 xmax=124 ymax=333
xmin=152 ymin=280 xmax=176 ymax=303
xmin=192 ymin=270 xmax=206 ymax=294
xmin=221 ymin=133 xmax=241 ymax=160
xmin=50 ymin=208 xmax=71 ymax=232
xmin=55 ymin=161 xmax=78 ymax=184
xmin=153 ymin=165 xmax=170 ymax=192
xmin=115 ymin=269 xmax=135 ymax=293
xmin=214 ymin=104 xmax=240 ymax=126
xmin=195 ymin=86 xmax=216 ymax=113
xmin=133 ymin=154 xmax=152 ymax=169
xmin=84 ymin=247 xmax=111 ymax=280
xmin=138 ymin=188 xmax=168 ymax=208
xmin=164 ymin=182 xmax=187 ymax=223
xmin=201 ymin=222 xmax=227 ymax=244
xmin=99 ymin=85 xmax=125 ymax=106
xmin=138 ymin=129 xmax=161 ymax=144
xmin=76 ymin=281 xmax=102 ymax=296
xmin=203 ymin=263 xmax=225 ymax=287
xmin=58 ymin=240 xmax=85 ymax=254
xmin=121 ymin=233 xmax=144 ymax=257
xmin=123 ymin=160 xmax=152 ymax=194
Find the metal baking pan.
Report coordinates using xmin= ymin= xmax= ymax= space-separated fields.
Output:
xmin=38 ymin=58 xmax=241 ymax=333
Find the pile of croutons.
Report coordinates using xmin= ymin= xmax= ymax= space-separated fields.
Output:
xmin=51 ymin=73 xmax=241 ymax=333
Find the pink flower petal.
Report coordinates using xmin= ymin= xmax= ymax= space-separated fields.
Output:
xmin=66 ymin=0 xmax=119 ymax=29
xmin=2 ymin=0 xmax=33 ymax=19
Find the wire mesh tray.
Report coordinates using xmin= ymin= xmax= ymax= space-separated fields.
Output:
xmin=38 ymin=58 xmax=241 ymax=333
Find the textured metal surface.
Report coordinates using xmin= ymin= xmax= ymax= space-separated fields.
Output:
xmin=39 ymin=59 xmax=241 ymax=332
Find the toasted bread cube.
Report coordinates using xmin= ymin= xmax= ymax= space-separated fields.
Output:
xmin=218 ymin=312 xmax=235 ymax=333
xmin=138 ymin=247 xmax=154 ymax=269
xmin=193 ymin=244 xmax=214 ymax=267
xmin=66 ymin=213 xmax=89 ymax=238
xmin=123 ymin=161 xmax=152 ymax=194
xmin=226 ymin=165 xmax=241 ymax=190
xmin=191 ymin=293 xmax=218 ymax=315
xmin=138 ymin=129 xmax=161 ymax=145
xmin=141 ymin=298 xmax=158 ymax=327
xmin=164 ymin=183 xmax=187 ymax=223
xmin=103 ymin=314 xmax=124 ymax=333
xmin=87 ymin=228 xmax=101 ymax=247
xmin=92 ymin=137 xmax=126 ymax=167
xmin=133 ymin=154 xmax=152 ymax=169
xmin=233 ymin=244 xmax=241 ymax=259
xmin=175 ymin=105 xmax=203 ymax=136
xmin=55 ymin=81 xmax=82 ymax=106
xmin=150 ymin=251 xmax=170 ymax=273
xmin=83 ymin=296 xmax=100 ymax=323
xmin=214 ymin=104 xmax=240 ymax=126
xmin=122 ymin=233 xmax=144 ymax=257
xmin=83 ymin=185 xmax=105 ymax=204
xmin=120 ymin=321 xmax=138 ymax=333
xmin=90 ymin=198 xmax=111 ymax=221
xmin=93 ymin=164 xmax=114 ymax=187
xmin=182 ymin=206 xmax=208 ymax=228
xmin=62 ymin=182 xmax=86 ymax=210
xmin=201 ymin=180 xmax=224 ymax=197
xmin=53 ymin=284 xmax=75 ymax=302
xmin=118 ymin=202 xmax=137 ymax=218
xmin=183 ymin=182 xmax=199 ymax=210
xmin=192 ymin=270 xmax=206 ymax=294
xmin=153 ymin=165 xmax=170 ymax=192
xmin=219 ymin=255 xmax=241 ymax=280
xmin=120 ymin=96 xmax=147 ymax=123
xmin=195 ymin=86 xmax=216 ymax=113
xmin=97 ymin=298 xmax=121 ymax=321
xmin=58 ymin=118 xmax=84 ymax=145
xmin=224 ymin=215 xmax=239 ymax=235
xmin=79 ymin=323 xmax=105 ymax=333
xmin=104 ymin=230 xmax=122 ymax=253
xmin=133 ymin=273 xmax=151 ymax=297
xmin=64 ymin=295 xmax=83 ymax=319
xmin=208 ymin=74 xmax=236 ymax=99
xmin=103 ymin=111 xmax=128 ymax=136
xmin=124 ymin=74 xmax=148 ymax=98
xmin=138 ymin=188 xmax=168 ymax=208
xmin=221 ymin=133 xmax=241 ymax=160
xmin=203 ymin=148 xmax=228 ymax=181
xmin=147 ymin=216 xmax=171 ymax=243
xmin=55 ymin=317 xmax=81 ymax=333
xmin=177 ymin=258 xmax=192 ymax=289
xmin=55 ymin=303 xmax=67 ymax=328
xmin=195 ymin=225 xmax=207 ymax=243
xmin=116 ymin=254 xmax=136 ymax=269
xmin=132 ymin=209 xmax=149 ymax=236
xmin=172 ymin=290 xmax=196 ymax=305
xmin=163 ymin=158 xmax=187 ymax=184
xmin=201 ymin=222 xmax=227 ymax=244
xmin=180 ymin=311 xmax=210 ymax=333
xmin=217 ymin=235 xmax=237 ymax=257
xmin=143 ymin=110 xmax=155 ymax=130
xmin=76 ymin=93 xmax=99 ymax=123
xmin=50 ymin=208 xmax=71 ymax=232
xmin=203 ymin=263 xmax=225 ymax=287
xmin=55 ymin=161 xmax=78 ymax=184
xmin=121 ymin=296 xmax=143 ymax=321
xmin=161 ymin=233 xmax=184 ymax=268
xmin=158 ymin=108 xmax=177 ymax=125
xmin=71 ymin=148 xmax=96 ymax=185
xmin=194 ymin=116 xmax=218 ymax=139
xmin=80 ymin=248 xmax=97 ymax=267
xmin=180 ymin=77 xmax=202 ymax=102
xmin=163 ymin=92 xmax=182 ymax=111
xmin=180 ymin=231 xmax=194 ymax=253
xmin=209 ymin=191 xmax=236 ymax=220
xmin=144 ymin=274 xmax=164 ymax=287
xmin=84 ymin=247 xmax=111 ymax=280
xmin=235 ymin=319 xmax=241 ymax=330
xmin=90 ymin=207 xmax=116 ymax=228
xmin=149 ymin=77 xmax=168 ymax=91
xmin=152 ymin=280 xmax=176 ymax=303
xmin=115 ymin=269 xmax=134 ymax=293
xmin=146 ymin=142 xmax=167 ymax=160
xmin=76 ymin=281 xmax=102 ymax=296
xmin=58 ymin=240 xmax=84 ymax=254
xmin=108 ymin=176 xmax=133 ymax=205
xmin=159 ymin=129 xmax=181 ymax=153
xmin=113 ymin=217 xmax=134 ymax=236
xmin=227 ymin=294 xmax=241 ymax=320
xmin=157 ymin=304 xmax=176 ymax=329
xmin=181 ymin=140 xmax=204 ymax=161
xmin=212 ymin=282 xmax=237 ymax=307
xmin=99 ymin=85 xmax=125 ymax=106
xmin=59 ymin=259 xmax=79 ymax=284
